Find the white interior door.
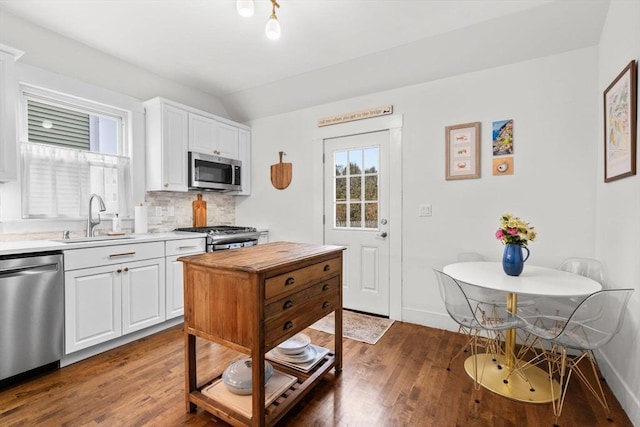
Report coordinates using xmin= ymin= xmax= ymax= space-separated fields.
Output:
xmin=324 ymin=131 xmax=390 ymax=316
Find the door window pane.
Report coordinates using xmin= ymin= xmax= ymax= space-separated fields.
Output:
xmin=349 ymin=203 xmax=361 ymax=227
xmin=365 ymin=203 xmax=378 ymax=228
xmin=349 ymin=149 xmax=363 ymax=174
xmin=364 ymin=147 xmax=378 ymax=173
xmin=336 ymin=204 xmax=347 ymax=227
xmin=336 ymin=177 xmax=346 ymax=202
xmin=364 ymin=176 xmax=377 ymax=201
xmin=350 ymin=176 xmax=362 ymax=201
xmin=335 ymin=151 xmax=347 ymax=176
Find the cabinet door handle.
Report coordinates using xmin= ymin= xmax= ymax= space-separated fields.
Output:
xmin=323 ymin=264 xmax=331 ymax=272
xmin=322 ymin=283 xmax=330 ymax=291
xmin=322 ymin=301 xmax=330 ymax=309
xmin=213 ymin=150 xmax=220 ymax=155
xmin=285 ymin=277 xmax=295 ymax=286
xmin=283 ymin=321 xmax=293 ymax=330
xmin=164 ymin=183 xmax=169 ymax=187
xmin=123 ymin=267 xmax=129 ymax=272
xmin=109 ymin=252 xmax=136 ymax=258
xmin=283 ymin=300 xmax=293 ymax=310
xmin=116 ymin=268 xmax=122 ymax=273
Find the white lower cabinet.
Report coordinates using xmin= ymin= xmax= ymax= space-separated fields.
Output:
xmin=64 ymin=242 xmax=165 ymax=354
xmin=165 ymin=237 xmax=206 ymax=319
xmin=121 ymin=258 xmax=166 ymax=334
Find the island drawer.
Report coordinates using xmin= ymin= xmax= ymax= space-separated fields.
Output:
xmin=264 ymin=257 xmax=341 ymax=300
xmin=264 ymin=276 xmax=340 ymax=319
xmin=264 ymin=289 xmax=339 ymax=348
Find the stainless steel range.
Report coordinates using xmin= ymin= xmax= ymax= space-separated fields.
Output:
xmin=175 ymin=225 xmax=260 ymax=251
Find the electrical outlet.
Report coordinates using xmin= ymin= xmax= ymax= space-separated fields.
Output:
xmin=168 ymin=206 xmax=175 ymax=217
xmin=419 ymin=204 xmax=432 ymax=217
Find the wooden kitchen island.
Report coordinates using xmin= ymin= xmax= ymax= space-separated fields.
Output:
xmin=179 ymin=241 xmax=345 ymax=427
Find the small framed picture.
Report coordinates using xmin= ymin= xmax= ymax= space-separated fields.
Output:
xmin=604 ymin=60 xmax=637 ymax=183
xmin=445 ymin=122 xmax=481 ymax=180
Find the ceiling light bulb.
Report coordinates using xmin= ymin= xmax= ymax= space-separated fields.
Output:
xmin=236 ymin=0 xmax=254 ymax=17
xmin=265 ymin=14 xmax=280 ymax=40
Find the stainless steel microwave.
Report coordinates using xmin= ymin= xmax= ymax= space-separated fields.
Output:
xmin=188 ymin=152 xmax=242 ymax=192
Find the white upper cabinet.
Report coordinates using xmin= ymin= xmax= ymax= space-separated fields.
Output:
xmin=144 ymin=97 xmax=250 ymax=193
xmin=232 ymin=128 xmax=251 ymax=196
xmin=188 ymin=113 xmax=239 ymax=160
xmin=144 ymin=99 xmax=189 ymax=192
xmin=0 ymin=46 xmax=22 ymax=182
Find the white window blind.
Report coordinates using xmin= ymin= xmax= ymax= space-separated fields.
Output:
xmin=21 ymin=142 xmax=132 ymax=218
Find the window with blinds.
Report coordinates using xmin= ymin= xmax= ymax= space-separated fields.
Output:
xmin=20 ymin=85 xmax=132 ymax=219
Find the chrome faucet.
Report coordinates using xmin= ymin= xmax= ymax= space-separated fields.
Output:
xmin=87 ymin=193 xmax=106 ymax=237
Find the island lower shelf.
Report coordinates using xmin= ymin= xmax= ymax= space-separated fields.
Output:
xmin=188 ymin=352 xmax=337 ymax=427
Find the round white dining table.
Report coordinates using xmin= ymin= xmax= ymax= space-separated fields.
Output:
xmin=443 ymin=261 xmax=602 ymax=297
xmin=442 ymin=261 xmax=602 ymax=403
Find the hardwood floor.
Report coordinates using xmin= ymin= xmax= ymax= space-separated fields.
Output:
xmin=0 ymin=322 xmax=632 ymax=426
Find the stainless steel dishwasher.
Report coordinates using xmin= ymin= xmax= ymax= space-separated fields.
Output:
xmin=0 ymin=252 xmax=64 ymax=383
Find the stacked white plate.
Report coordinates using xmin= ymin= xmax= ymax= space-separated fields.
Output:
xmin=272 ymin=333 xmax=317 ymax=363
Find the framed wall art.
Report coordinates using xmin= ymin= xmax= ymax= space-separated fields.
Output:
xmin=445 ymin=122 xmax=481 ymax=180
xmin=604 ymin=60 xmax=637 ymax=183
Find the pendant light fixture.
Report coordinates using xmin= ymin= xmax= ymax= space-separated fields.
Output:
xmin=236 ymin=0 xmax=254 ymax=18
xmin=265 ymin=0 xmax=281 ymax=40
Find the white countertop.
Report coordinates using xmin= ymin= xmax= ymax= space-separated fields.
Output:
xmin=0 ymin=231 xmax=207 ymax=256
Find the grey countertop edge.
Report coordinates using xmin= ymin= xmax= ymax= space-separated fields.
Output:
xmin=0 ymin=232 xmax=207 ymax=256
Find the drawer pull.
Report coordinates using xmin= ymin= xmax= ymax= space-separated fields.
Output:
xmin=283 ymin=321 xmax=293 ymax=330
xmin=178 ymin=245 xmax=199 ymax=250
xmin=322 ymin=301 xmax=330 ymax=309
xmin=283 ymin=300 xmax=293 ymax=310
xmin=109 ymin=252 xmax=136 ymax=258
xmin=323 ymin=264 xmax=331 ymax=271
xmin=322 ymin=283 xmax=330 ymax=291
xmin=285 ymin=277 xmax=295 ymax=286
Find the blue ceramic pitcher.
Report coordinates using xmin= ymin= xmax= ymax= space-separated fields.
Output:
xmin=502 ymin=244 xmax=530 ymax=276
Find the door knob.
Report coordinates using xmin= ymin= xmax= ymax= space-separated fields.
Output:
xmin=377 ymin=231 xmax=388 ymax=238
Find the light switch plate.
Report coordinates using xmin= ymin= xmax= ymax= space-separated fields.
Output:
xmin=419 ymin=204 xmax=432 ymax=217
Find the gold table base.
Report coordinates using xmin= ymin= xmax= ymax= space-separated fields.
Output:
xmin=464 ymin=354 xmax=560 ymax=403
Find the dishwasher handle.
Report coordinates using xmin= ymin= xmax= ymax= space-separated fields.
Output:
xmin=0 ymin=263 xmax=60 ymax=278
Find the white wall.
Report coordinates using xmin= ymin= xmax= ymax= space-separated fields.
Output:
xmin=0 ymin=10 xmax=228 ymax=117
xmin=238 ymin=46 xmax=599 ymax=325
xmin=595 ymin=0 xmax=640 ymax=423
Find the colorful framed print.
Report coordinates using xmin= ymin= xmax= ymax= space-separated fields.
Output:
xmin=492 ymin=119 xmax=514 ymax=156
xmin=604 ymin=60 xmax=637 ymax=183
xmin=445 ymin=122 xmax=481 ymax=180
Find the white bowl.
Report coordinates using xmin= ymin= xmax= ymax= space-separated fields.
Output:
xmin=276 ymin=333 xmax=311 ymax=355
xmin=222 ymin=358 xmax=274 ymax=395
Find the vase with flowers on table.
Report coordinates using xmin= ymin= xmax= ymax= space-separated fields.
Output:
xmin=495 ymin=214 xmax=536 ymax=276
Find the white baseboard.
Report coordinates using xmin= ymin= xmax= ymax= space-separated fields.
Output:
xmin=593 ymin=348 xmax=639 ymax=426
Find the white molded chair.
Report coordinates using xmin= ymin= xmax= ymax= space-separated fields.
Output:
xmin=558 ymin=257 xmax=606 ymax=286
xmin=518 ymin=288 xmax=633 ymax=425
xmin=434 ymin=270 xmax=524 ymax=391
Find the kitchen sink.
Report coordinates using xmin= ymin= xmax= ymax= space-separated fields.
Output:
xmin=51 ymin=235 xmax=135 ymax=243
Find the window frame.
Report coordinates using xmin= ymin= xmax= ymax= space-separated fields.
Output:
xmin=17 ymin=83 xmax=133 ymax=220
xmin=19 ymin=83 xmax=130 ymax=156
